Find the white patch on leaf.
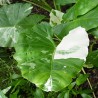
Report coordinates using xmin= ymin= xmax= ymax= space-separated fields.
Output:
xmin=44 ymin=76 xmax=52 ymax=91
xmin=50 ymin=9 xmax=64 ymax=26
xmin=54 ymin=26 xmax=89 ymax=61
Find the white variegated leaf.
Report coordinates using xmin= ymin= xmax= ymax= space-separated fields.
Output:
xmin=50 ymin=9 xmax=64 ymax=26
xmin=54 ymin=26 xmax=89 ymax=61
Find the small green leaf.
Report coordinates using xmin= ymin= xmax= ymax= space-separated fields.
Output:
xmin=10 ymin=90 xmax=19 ymax=98
xmin=34 ymin=88 xmax=44 ymax=98
xmin=64 ymin=91 xmax=69 ymax=98
xmin=57 ymin=91 xmax=66 ymax=98
xmin=86 ymin=50 xmax=98 ymax=67
xmin=68 ymin=82 xmax=75 ymax=90
xmin=76 ymin=74 xmax=88 ymax=86
xmin=81 ymin=93 xmax=92 ymax=98
xmin=90 ymin=28 xmax=98 ymax=38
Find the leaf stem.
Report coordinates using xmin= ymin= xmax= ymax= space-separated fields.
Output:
xmin=54 ymin=34 xmax=61 ymax=42
xmin=89 ymin=40 xmax=96 ymax=52
xmin=82 ymin=68 xmax=96 ymax=98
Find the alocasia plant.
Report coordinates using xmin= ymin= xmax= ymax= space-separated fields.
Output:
xmin=13 ymin=25 xmax=89 ymax=91
xmin=0 ymin=0 xmax=98 ymax=97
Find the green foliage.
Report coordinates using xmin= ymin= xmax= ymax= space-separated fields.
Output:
xmin=86 ymin=50 xmax=98 ymax=67
xmin=63 ymin=0 xmax=98 ymax=21
xmin=90 ymin=28 xmax=98 ymax=38
xmin=54 ymin=0 xmax=76 ymax=5
xmin=13 ymin=21 xmax=84 ymax=91
xmin=54 ymin=5 xmax=98 ymax=38
xmin=0 ymin=3 xmax=32 ymax=47
xmin=0 ymin=0 xmax=98 ymax=97
xmin=34 ymin=88 xmax=44 ymax=98
xmin=81 ymin=93 xmax=92 ymax=98
xmin=76 ymin=74 xmax=89 ymax=86
xmin=29 ymin=0 xmax=52 ymax=12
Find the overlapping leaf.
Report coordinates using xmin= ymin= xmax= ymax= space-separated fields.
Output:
xmin=14 ymin=23 xmax=85 ymax=91
xmin=54 ymin=6 xmax=98 ymax=38
xmin=19 ymin=14 xmax=45 ymax=28
xmin=0 ymin=3 xmax=32 ymax=47
xmin=63 ymin=0 xmax=98 ymax=21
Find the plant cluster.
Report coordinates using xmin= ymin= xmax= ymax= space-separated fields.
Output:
xmin=0 ymin=0 xmax=98 ymax=98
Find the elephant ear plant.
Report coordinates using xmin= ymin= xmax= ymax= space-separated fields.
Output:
xmin=13 ymin=24 xmax=89 ymax=91
xmin=0 ymin=1 xmax=89 ymax=91
xmin=0 ymin=0 xmax=98 ymax=97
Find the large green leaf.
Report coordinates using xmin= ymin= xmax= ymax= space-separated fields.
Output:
xmin=14 ymin=23 xmax=85 ymax=91
xmin=63 ymin=0 xmax=98 ymax=21
xmin=55 ymin=0 xmax=76 ymax=5
xmin=54 ymin=6 xmax=98 ymax=38
xmin=0 ymin=3 xmax=32 ymax=47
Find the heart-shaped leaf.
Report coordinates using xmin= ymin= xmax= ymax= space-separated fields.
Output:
xmin=14 ymin=24 xmax=88 ymax=91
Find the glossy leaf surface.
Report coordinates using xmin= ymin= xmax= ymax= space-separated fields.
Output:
xmin=63 ymin=0 xmax=98 ymax=21
xmin=14 ymin=24 xmax=85 ymax=91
